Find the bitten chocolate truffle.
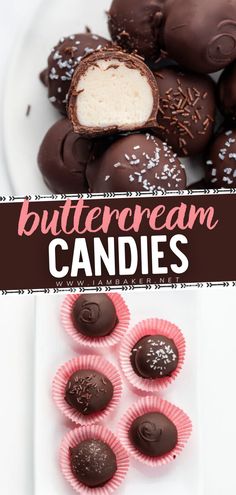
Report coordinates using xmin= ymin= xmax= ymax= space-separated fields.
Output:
xmin=153 ymin=67 xmax=216 ymax=156
xmin=37 ymin=118 xmax=93 ymax=193
xmin=40 ymin=33 xmax=111 ymax=114
xmin=131 ymin=335 xmax=179 ymax=379
xmin=68 ymin=48 xmax=159 ymax=137
xmin=129 ymin=412 xmax=178 ymax=457
xmin=87 ymin=133 xmax=186 ymax=193
xmin=206 ymin=129 xmax=236 ymax=188
xmin=108 ymin=0 xmax=164 ymax=63
xmin=70 ymin=439 xmax=117 ymax=487
xmin=65 ymin=369 xmax=113 ymax=415
xmin=72 ymin=294 xmax=118 ymax=338
xmin=217 ymin=61 xmax=236 ymax=120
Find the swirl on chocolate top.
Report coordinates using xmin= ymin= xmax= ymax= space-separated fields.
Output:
xmin=72 ymin=294 xmax=118 ymax=338
xmin=129 ymin=412 xmax=178 ymax=457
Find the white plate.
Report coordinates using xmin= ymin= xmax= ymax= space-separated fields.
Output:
xmin=4 ymin=0 xmax=207 ymax=195
xmin=34 ymin=290 xmax=236 ymax=495
xmin=34 ymin=291 xmax=199 ymax=495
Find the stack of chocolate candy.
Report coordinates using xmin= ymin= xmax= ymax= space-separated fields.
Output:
xmin=38 ymin=0 xmax=236 ymax=192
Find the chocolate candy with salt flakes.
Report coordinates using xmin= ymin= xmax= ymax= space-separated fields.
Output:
xmin=68 ymin=48 xmax=159 ymax=137
xmin=206 ymin=129 xmax=236 ymax=188
xmin=72 ymin=294 xmax=118 ymax=338
xmin=86 ymin=132 xmax=186 ymax=193
xmin=65 ymin=369 xmax=113 ymax=416
xmin=70 ymin=439 xmax=117 ymax=487
xmin=129 ymin=412 xmax=178 ymax=457
xmin=153 ymin=67 xmax=216 ymax=157
xmin=131 ymin=335 xmax=179 ymax=379
xmin=40 ymin=33 xmax=111 ymax=114
xmin=37 ymin=118 xmax=92 ymax=194
xmin=108 ymin=0 xmax=164 ymax=63
xmin=217 ymin=61 xmax=236 ymax=120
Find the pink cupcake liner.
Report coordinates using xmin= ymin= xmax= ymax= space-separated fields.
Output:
xmin=60 ymin=424 xmax=130 ymax=495
xmin=61 ymin=293 xmax=130 ymax=348
xmin=118 ymin=396 xmax=192 ymax=467
xmin=119 ymin=318 xmax=186 ymax=393
xmin=52 ymin=355 xmax=123 ymax=426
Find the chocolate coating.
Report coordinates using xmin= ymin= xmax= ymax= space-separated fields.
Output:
xmin=131 ymin=335 xmax=179 ymax=379
xmin=41 ymin=33 xmax=111 ymax=114
xmin=70 ymin=439 xmax=117 ymax=487
xmin=37 ymin=118 xmax=92 ymax=193
xmin=217 ymin=61 xmax=236 ymax=120
xmin=87 ymin=133 xmax=186 ymax=193
xmin=65 ymin=369 xmax=113 ymax=415
xmin=206 ymin=129 xmax=236 ymax=188
xmin=188 ymin=179 xmax=209 ymax=190
xmin=153 ymin=67 xmax=216 ymax=156
xmin=163 ymin=0 xmax=236 ymax=73
xmin=129 ymin=412 xmax=178 ymax=457
xmin=108 ymin=0 xmax=164 ymax=63
xmin=72 ymin=294 xmax=118 ymax=338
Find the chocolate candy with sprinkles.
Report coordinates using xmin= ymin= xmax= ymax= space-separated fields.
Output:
xmin=72 ymin=294 xmax=118 ymax=338
xmin=129 ymin=412 xmax=178 ymax=457
xmin=70 ymin=439 xmax=117 ymax=487
xmin=153 ymin=67 xmax=216 ymax=157
xmin=68 ymin=48 xmax=159 ymax=137
xmin=40 ymin=33 xmax=111 ymax=114
xmin=130 ymin=335 xmax=179 ymax=379
xmin=217 ymin=61 xmax=236 ymax=121
xmin=206 ymin=129 xmax=236 ymax=188
xmin=37 ymin=118 xmax=92 ymax=193
xmin=108 ymin=0 xmax=164 ymax=64
xmin=87 ymin=133 xmax=186 ymax=193
xmin=65 ymin=369 xmax=113 ymax=416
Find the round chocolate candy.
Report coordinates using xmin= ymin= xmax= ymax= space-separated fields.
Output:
xmin=162 ymin=0 xmax=236 ymax=73
xmin=131 ymin=335 xmax=179 ymax=379
xmin=108 ymin=0 xmax=164 ymax=64
xmin=153 ymin=67 xmax=216 ymax=157
xmin=70 ymin=439 xmax=117 ymax=487
xmin=87 ymin=133 xmax=186 ymax=193
xmin=37 ymin=118 xmax=94 ymax=193
xmin=72 ymin=294 xmax=118 ymax=338
xmin=206 ymin=129 xmax=236 ymax=188
xmin=68 ymin=48 xmax=159 ymax=138
xmin=129 ymin=412 xmax=178 ymax=457
xmin=40 ymin=33 xmax=111 ymax=114
xmin=65 ymin=369 xmax=113 ymax=415
xmin=217 ymin=61 xmax=236 ymax=120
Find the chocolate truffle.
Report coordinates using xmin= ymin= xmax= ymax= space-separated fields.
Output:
xmin=162 ymin=0 xmax=236 ymax=74
xmin=108 ymin=0 xmax=164 ymax=63
xmin=87 ymin=133 xmax=186 ymax=193
xmin=217 ymin=61 xmax=236 ymax=120
xmin=206 ymin=129 xmax=236 ymax=188
xmin=68 ymin=48 xmax=159 ymax=137
xmin=70 ymin=439 xmax=117 ymax=487
xmin=72 ymin=294 xmax=118 ymax=338
xmin=40 ymin=33 xmax=111 ymax=114
xmin=129 ymin=412 xmax=178 ymax=457
xmin=131 ymin=335 xmax=179 ymax=379
xmin=153 ymin=67 xmax=216 ymax=157
xmin=37 ymin=118 xmax=92 ymax=193
xmin=65 ymin=369 xmax=113 ymax=415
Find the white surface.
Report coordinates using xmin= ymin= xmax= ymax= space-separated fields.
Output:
xmin=3 ymin=0 xmax=205 ymax=196
xmin=34 ymin=290 xmax=236 ymax=495
xmin=0 ymin=297 xmax=35 ymax=494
